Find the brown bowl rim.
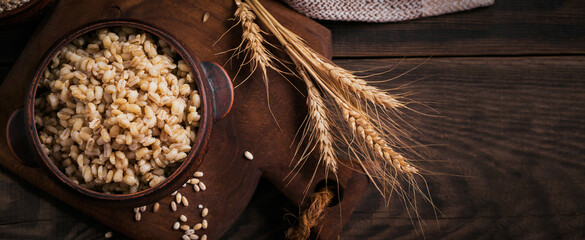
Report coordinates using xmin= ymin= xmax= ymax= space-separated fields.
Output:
xmin=0 ymin=0 xmax=39 ymax=18
xmin=0 ymin=0 xmax=56 ymax=26
xmin=24 ymin=19 xmax=212 ymax=204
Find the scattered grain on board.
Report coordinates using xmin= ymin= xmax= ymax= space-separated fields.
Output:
xmin=125 ymin=168 xmax=209 ymax=239
xmin=199 ymin=182 xmax=206 ymax=191
xmin=182 ymin=235 xmax=190 ymax=240
xmin=193 ymin=223 xmax=202 ymax=231
xmin=201 ymin=234 xmax=207 ymax=240
xmin=202 ymin=12 xmax=210 ymax=22
xmin=244 ymin=151 xmax=253 ymax=160
xmin=105 ymin=231 xmax=113 ymax=238
xmin=193 ymin=184 xmax=200 ymax=192
xmin=190 ymin=178 xmax=200 ymax=184
xmin=172 ymin=191 xmax=178 ymax=196
xmin=194 ymin=171 xmax=203 ymax=177
xmin=180 ymin=224 xmax=190 ymax=231
xmin=182 ymin=196 xmax=189 ymax=206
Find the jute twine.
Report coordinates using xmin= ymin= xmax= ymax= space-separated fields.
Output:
xmin=286 ymin=188 xmax=334 ymax=240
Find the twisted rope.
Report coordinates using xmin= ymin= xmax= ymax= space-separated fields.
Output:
xmin=286 ymin=188 xmax=334 ymax=240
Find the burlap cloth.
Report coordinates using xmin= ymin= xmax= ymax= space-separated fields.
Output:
xmin=283 ymin=0 xmax=494 ymax=22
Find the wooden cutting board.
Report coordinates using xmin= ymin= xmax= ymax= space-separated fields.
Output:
xmin=0 ymin=0 xmax=369 ymax=239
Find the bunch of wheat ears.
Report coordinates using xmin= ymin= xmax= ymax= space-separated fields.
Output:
xmin=230 ymin=0 xmax=430 ymax=204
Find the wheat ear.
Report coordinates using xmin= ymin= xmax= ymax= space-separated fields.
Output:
xmin=245 ymin=0 xmax=422 ymax=200
xmin=336 ymin=99 xmax=417 ymax=174
xmin=322 ymin=62 xmax=405 ymax=109
xmin=234 ymin=0 xmax=284 ymax=129
xmin=300 ymin=69 xmax=338 ymax=174
xmin=234 ymin=1 xmax=274 ymax=79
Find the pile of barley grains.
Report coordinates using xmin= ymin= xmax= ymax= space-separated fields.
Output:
xmin=0 ymin=0 xmax=30 ymax=13
xmin=34 ymin=27 xmax=202 ymax=194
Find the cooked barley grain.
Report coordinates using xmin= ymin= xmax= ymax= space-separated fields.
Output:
xmin=182 ymin=196 xmax=189 ymax=207
xmin=35 ymin=27 xmax=202 ymax=194
xmin=193 ymin=223 xmax=202 ymax=231
xmin=153 ymin=202 xmax=160 ymax=212
xmin=202 ymin=12 xmax=210 ymax=22
xmin=244 ymin=151 xmax=253 ymax=160
xmin=180 ymin=225 xmax=190 ymax=231
xmin=171 ymin=201 xmax=178 ymax=212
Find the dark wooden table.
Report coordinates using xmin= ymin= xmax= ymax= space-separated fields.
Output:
xmin=2 ymin=0 xmax=585 ymax=239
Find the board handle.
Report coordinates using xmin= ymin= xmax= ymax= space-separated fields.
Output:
xmin=260 ymin=156 xmax=369 ymax=239
xmin=6 ymin=107 xmax=37 ymax=167
xmin=201 ymin=62 xmax=234 ymax=121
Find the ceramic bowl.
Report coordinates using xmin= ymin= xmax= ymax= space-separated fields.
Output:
xmin=6 ymin=19 xmax=233 ymax=207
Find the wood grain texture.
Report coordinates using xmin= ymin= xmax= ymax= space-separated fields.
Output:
xmin=0 ymin=0 xmax=368 ymax=239
xmin=2 ymin=42 xmax=585 ymax=240
xmin=0 ymin=167 xmax=114 ymax=240
xmin=335 ymin=57 xmax=585 ymax=239
xmin=2 ymin=0 xmax=585 ymax=239
xmin=324 ymin=0 xmax=585 ymax=57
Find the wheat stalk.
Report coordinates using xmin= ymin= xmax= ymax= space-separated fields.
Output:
xmin=236 ymin=0 xmax=426 ymax=203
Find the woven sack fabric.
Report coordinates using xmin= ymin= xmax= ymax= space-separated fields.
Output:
xmin=283 ymin=0 xmax=495 ymax=22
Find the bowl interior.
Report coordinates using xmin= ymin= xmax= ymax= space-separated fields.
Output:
xmin=26 ymin=20 xmax=211 ymax=203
